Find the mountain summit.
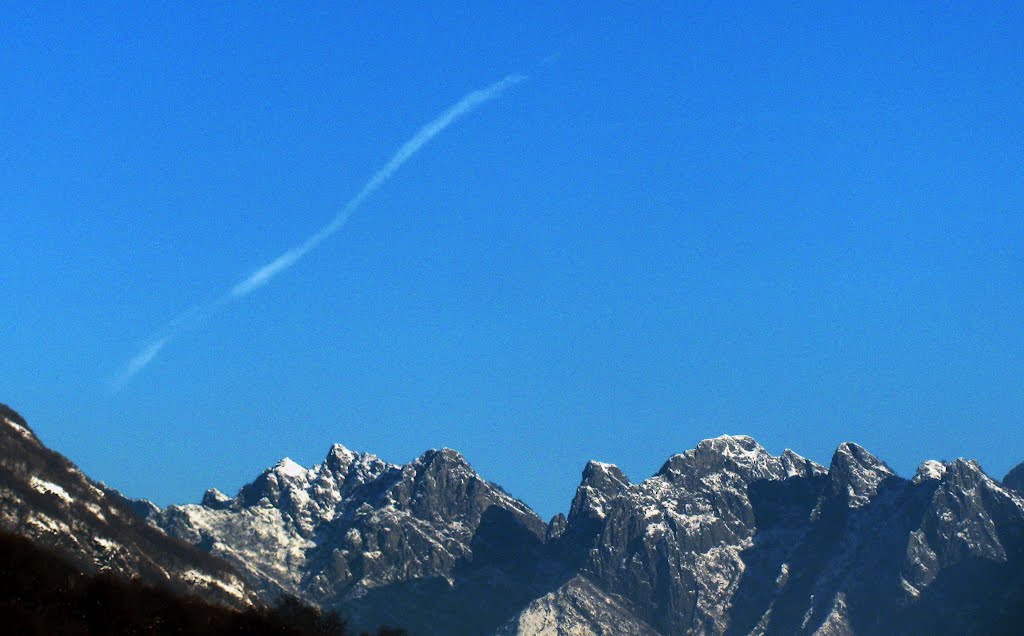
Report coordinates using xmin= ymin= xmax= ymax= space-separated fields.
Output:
xmin=2 ymin=403 xmax=1023 ymax=635
xmin=149 ymin=431 xmax=1024 ymax=635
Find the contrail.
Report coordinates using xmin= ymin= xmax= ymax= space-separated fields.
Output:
xmin=111 ymin=337 xmax=170 ymax=391
xmin=113 ymin=73 xmax=526 ymax=389
xmin=231 ymin=73 xmax=525 ymax=298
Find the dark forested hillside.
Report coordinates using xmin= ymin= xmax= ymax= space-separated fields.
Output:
xmin=0 ymin=403 xmax=259 ymax=607
xmin=0 ymin=530 xmax=406 ymax=635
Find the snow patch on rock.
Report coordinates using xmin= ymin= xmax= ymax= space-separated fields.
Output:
xmin=31 ymin=476 xmax=72 ymax=504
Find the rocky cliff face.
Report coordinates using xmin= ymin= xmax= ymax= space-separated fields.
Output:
xmin=156 ymin=443 xmax=554 ymax=634
xmin=545 ymin=436 xmax=828 ymax=635
xmin=157 ymin=431 xmax=1024 ymax=635
xmin=745 ymin=446 xmax=1024 ymax=635
xmin=0 ymin=404 xmax=258 ymax=608
xmin=5 ymin=400 xmax=1022 ymax=635
xmin=494 ymin=575 xmax=661 ymax=636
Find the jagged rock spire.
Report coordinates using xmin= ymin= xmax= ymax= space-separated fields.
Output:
xmin=824 ymin=442 xmax=895 ymax=508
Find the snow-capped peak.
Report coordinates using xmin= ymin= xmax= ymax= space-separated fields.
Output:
xmin=326 ymin=442 xmax=356 ymax=462
xmin=273 ymin=457 xmax=307 ymax=479
xmin=582 ymin=459 xmax=627 ymax=479
xmin=569 ymin=460 xmax=631 ymax=524
xmin=698 ymin=434 xmax=766 ymax=459
xmin=708 ymin=433 xmax=758 ymax=444
xmin=913 ymin=459 xmax=947 ymax=483
xmin=104 ymin=424 xmax=1024 ymax=636
xmin=655 ymin=434 xmax=814 ymax=484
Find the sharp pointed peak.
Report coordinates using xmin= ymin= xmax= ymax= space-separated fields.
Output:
xmin=434 ymin=447 xmax=468 ymax=460
xmin=578 ymin=460 xmax=631 ymax=492
xmin=580 ymin=460 xmax=629 ymax=485
xmin=823 ymin=442 xmax=900 ymax=508
xmin=201 ymin=487 xmax=232 ymax=509
xmin=272 ymin=457 xmax=307 ymax=478
xmin=546 ymin=512 xmax=568 ymax=542
xmin=328 ymin=442 xmax=354 ymax=454
xmin=583 ymin=459 xmax=623 ymax=472
xmin=413 ymin=447 xmax=474 ymax=472
xmin=943 ymin=457 xmax=991 ymax=482
xmin=570 ymin=460 xmax=631 ymax=525
xmin=320 ymin=443 xmax=393 ymax=476
xmin=913 ymin=460 xmax=948 ymax=483
xmin=831 ymin=442 xmax=893 ymax=472
xmin=324 ymin=442 xmax=358 ymax=464
xmin=933 ymin=459 xmax=1018 ymax=504
xmin=780 ymin=448 xmax=828 ymax=477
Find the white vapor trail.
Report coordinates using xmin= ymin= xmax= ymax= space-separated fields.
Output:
xmin=113 ymin=73 xmax=526 ymax=390
xmin=112 ymin=337 xmax=169 ymax=391
xmin=231 ymin=73 xmax=525 ymax=298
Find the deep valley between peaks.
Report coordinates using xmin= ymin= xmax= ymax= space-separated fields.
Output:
xmin=2 ymin=401 xmax=1023 ymax=635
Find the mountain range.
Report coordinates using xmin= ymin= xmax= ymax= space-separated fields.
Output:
xmin=2 ymin=402 xmax=1023 ymax=635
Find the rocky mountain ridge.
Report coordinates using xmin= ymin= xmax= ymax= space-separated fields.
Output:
xmin=0 ymin=404 xmax=259 ymax=608
xmin=153 ymin=432 xmax=1024 ymax=635
xmin=154 ymin=443 xmax=553 ymax=634
xmin=3 ymin=401 xmax=1023 ymax=635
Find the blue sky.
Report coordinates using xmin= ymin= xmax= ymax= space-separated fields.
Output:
xmin=2 ymin=3 xmax=1022 ymax=520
